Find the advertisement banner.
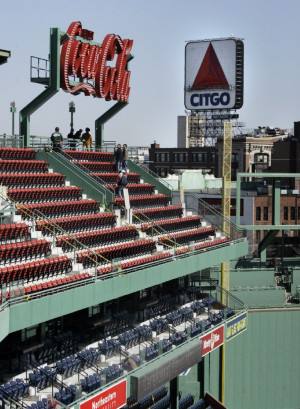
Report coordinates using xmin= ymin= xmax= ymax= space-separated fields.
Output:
xmin=185 ymin=38 xmax=244 ymax=111
xmin=200 ymin=325 xmax=224 ymax=356
xmin=80 ymin=379 xmax=127 ymax=409
xmin=226 ymin=311 xmax=247 ymax=341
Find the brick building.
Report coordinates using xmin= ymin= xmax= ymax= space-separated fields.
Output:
xmin=148 ymin=143 xmax=216 ymax=177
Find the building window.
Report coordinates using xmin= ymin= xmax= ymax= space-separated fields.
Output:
xmin=254 ymin=153 xmax=269 ymax=163
xmin=256 ymin=207 xmax=261 ymax=221
xmin=298 ymin=207 xmax=300 ymax=219
xmin=263 ymin=207 xmax=269 ymax=221
xmin=284 ymin=207 xmax=289 ymax=220
xmin=179 ymin=153 xmax=187 ymax=162
xmin=160 ymin=153 xmax=169 ymax=162
xmin=256 ymin=230 xmax=261 ymax=243
xmin=291 ymin=207 xmax=296 ymax=220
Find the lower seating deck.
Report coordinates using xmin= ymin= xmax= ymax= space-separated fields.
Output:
xmin=0 ymin=289 xmax=233 ymax=408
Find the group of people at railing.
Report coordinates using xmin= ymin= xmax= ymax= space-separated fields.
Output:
xmin=50 ymin=127 xmax=93 ymax=152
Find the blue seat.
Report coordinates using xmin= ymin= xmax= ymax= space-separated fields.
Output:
xmin=179 ymin=394 xmax=194 ymax=409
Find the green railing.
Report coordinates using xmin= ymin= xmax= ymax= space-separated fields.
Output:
xmin=37 ymin=150 xmax=114 ymax=206
xmin=127 ymin=159 xmax=172 ymax=196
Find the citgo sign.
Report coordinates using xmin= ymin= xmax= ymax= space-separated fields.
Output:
xmin=200 ymin=325 xmax=224 ymax=356
xmin=185 ymin=38 xmax=244 ymax=111
xmin=80 ymin=379 xmax=127 ymax=409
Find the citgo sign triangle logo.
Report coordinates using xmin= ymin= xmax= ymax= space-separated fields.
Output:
xmin=192 ymin=43 xmax=229 ymax=91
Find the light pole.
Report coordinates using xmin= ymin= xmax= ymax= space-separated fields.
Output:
xmin=10 ymin=101 xmax=16 ymax=136
xmin=69 ymin=101 xmax=75 ymax=130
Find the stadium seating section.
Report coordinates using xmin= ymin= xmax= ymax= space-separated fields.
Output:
xmin=0 ymin=148 xmax=229 ymax=301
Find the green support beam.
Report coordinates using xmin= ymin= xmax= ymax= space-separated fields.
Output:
xmin=95 ymin=101 xmax=127 ymax=148
xmin=19 ymin=28 xmax=61 ymax=147
xmin=272 ymin=179 xmax=281 ymax=226
xmin=258 ymin=230 xmax=279 ymax=262
xmin=236 ymin=172 xmax=300 ymax=230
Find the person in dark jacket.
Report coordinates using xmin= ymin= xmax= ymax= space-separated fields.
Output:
xmin=73 ymin=129 xmax=83 ymax=150
xmin=67 ymin=128 xmax=75 ymax=150
xmin=114 ymin=144 xmax=123 ymax=172
xmin=50 ymin=127 xmax=63 ymax=152
xmin=122 ymin=144 xmax=128 ymax=171
xmin=116 ymin=170 xmax=128 ymax=197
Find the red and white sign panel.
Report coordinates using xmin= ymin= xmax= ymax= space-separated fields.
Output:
xmin=80 ymin=379 xmax=127 ymax=409
xmin=60 ymin=21 xmax=133 ymax=102
xmin=200 ymin=325 xmax=224 ymax=356
xmin=185 ymin=39 xmax=239 ymax=110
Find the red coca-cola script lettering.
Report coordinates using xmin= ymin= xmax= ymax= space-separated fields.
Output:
xmin=60 ymin=21 xmax=133 ymax=101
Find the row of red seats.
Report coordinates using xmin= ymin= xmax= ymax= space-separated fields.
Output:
xmin=159 ymin=226 xmax=215 ymax=246
xmin=8 ymin=186 xmax=82 ymax=203
xmin=0 ymin=239 xmax=51 ymax=264
xmin=36 ymin=213 xmax=116 ymax=235
xmin=76 ymin=161 xmax=115 ymax=172
xmin=0 ymin=256 xmax=72 ymax=284
xmin=77 ymin=239 xmax=156 ymax=267
xmin=107 ymin=183 xmax=154 ymax=194
xmin=175 ymin=237 xmax=230 ymax=255
xmin=18 ymin=199 xmax=99 ymax=218
xmin=56 ymin=226 xmax=138 ymax=251
xmin=0 ymin=159 xmax=48 ymax=174
xmin=97 ymin=251 xmax=172 ymax=275
xmin=65 ymin=150 xmax=114 ymax=162
xmin=23 ymin=272 xmax=91 ymax=295
xmin=141 ymin=215 xmax=201 ymax=234
xmin=133 ymin=205 xmax=183 ymax=221
xmin=91 ymin=172 xmax=140 ymax=184
xmin=0 ymin=173 xmax=65 ymax=188
xmin=120 ymin=251 xmax=172 ymax=270
xmin=0 ymin=148 xmax=36 ymax=160
xmin=0 ymin=223 xmax=30 ymax=242
xmin=115 ymin=194 xmax=170 ymax=208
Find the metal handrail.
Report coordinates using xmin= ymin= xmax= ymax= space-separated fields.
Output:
xmin=0 ymin=191 xmax=111 ymax=298
xmin=130 ymin=165 xmax=245 ymax=241
xmin=61 ymin=150 xmax=180 ymax=249
xmin=137 ymin=162 xmax=174 ymax=192
xmin=0 ymin=234 xmax=246 ymax=312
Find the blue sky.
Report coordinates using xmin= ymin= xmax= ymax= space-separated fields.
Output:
xmin=1 ymin=0 xmax=300 ymax=146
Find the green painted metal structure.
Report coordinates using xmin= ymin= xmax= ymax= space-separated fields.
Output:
xmin=19 ymin=28 xmax=61 ymax=146
xmin=236 ymin=172 xmax=300 ymax=230
xmin=37 ymin=150 xmax=114 ymax=206
xmin=95 ymin=101 xmax=127 ymax=148
xmin=128 ymin=160 xmax=172 ymax=196
xmin=179 ymin=261 xmax=300 ymax=409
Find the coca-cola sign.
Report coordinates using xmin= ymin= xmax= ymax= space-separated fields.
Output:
xmin=60 ymin=21 xmax=133 ymax=102
xmin=200 ymin=325 xmax=224 ymax=356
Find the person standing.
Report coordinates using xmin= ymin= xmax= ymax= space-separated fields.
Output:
xmin=122 ymin=144 xmax=128 ymax=171
xmin=67 ymin=128 xmax=75 ymax=150
xmin=50 ymin=127 xmax=63 ymax=152
xmin=73 ymin=129 xmax=83 ymax=150
xmin=114 ymin=144 xmax=123 ymax=172
xmin=116 ymin=170 xmax=128 ymax=197
xmin=81 ymin=128 xmax=93 ymax=150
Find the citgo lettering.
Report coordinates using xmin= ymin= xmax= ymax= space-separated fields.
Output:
xmin=190 ymin=92 xmax=230 ymax=107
